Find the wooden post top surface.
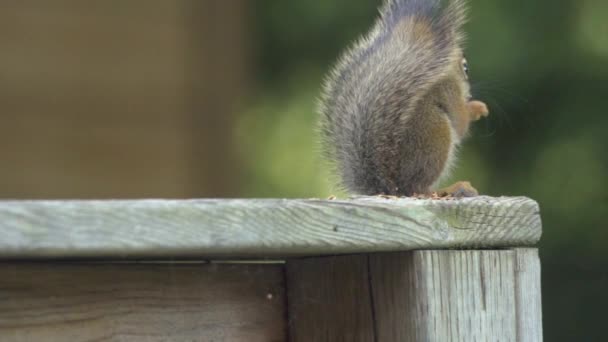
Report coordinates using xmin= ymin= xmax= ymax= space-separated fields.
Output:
xmin=0 ymin=196 xmax=541 ymax=259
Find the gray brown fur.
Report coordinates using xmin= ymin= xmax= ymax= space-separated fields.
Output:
xmin=319 ymin=0 xmax=475 ymax=196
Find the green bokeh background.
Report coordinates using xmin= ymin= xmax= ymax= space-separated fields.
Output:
xmin=240 ymin=0 xmax=607 ymax=339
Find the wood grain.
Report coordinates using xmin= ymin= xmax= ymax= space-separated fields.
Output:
xmin=286 ymin=255 xmax=376 ymax=342
xmin=286 ymin=249 xmax=542 ymax=341
xmin=368 ymin=249 xmax=542 ymax=341
xmin=514 ymin=248 xmax=543 ymax=342
xmin=0 ymin=262 xmax=285 ymax=342
xmin=0 ymin=196 xmax=541 ymax=259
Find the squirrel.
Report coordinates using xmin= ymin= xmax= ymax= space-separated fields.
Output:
xmin=319 ymin=0 xmax=489 ymax=197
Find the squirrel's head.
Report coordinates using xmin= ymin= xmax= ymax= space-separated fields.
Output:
xmin=429 ymin=52 xmax=489 ymax=139
xmin=460 ymin=55 xmax=489 ymax=123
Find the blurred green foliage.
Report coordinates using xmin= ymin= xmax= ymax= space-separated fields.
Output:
xmin=238 ymin=0 xmax=607 ymax=339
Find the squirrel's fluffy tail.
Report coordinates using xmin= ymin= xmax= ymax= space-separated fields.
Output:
xmin=319 ymin=0 xmax=467 ymax=195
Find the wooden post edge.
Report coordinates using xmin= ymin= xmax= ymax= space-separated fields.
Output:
xmin=286 ymin=249 xmax=542 ymax=342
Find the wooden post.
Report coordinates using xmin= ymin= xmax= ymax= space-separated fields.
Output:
xmin=286 ymin=249 xmax=542 ymax=341
xmin=286 ymin=255 xmax=376 ymax=341
xmin=0 ymin=197 xmax=542 ymax=341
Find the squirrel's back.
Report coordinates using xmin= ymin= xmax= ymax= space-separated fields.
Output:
xmin=319 ymin=0 xmax=469 ymax=196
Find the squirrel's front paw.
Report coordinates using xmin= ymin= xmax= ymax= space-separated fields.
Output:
xmin=437 ymin=181 xmax=479 ymax=198
xmin=467 ymin=100 xmax=489 ymax=121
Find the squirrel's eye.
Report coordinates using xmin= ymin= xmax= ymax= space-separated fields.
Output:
xmin=462 ymin=59 xmax=469 ymax=76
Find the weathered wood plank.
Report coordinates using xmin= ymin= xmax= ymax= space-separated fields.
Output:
xmin=277 ymin=249 xmax=543 ymax=341
xmin=0 ymin=263 xmax=285 ymax=342
xmin=0 ymin=196 xmax=541 ymax=258
xmin=514 ymin=248 xmax=543 ymax=342
xmin=368 ymin=249 xmax=542 ymax=342
xmin=286 ymin=255 xmax=376 ymax=342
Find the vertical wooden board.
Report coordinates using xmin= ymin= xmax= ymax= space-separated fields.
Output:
xmin=514 ymin=248 xmax=543 ymax=342
xmin=286 ymin=255 xmax=376 ymax=342
xmin=365 ymin=252 xmax=417 ymax=341
xmin=370 ymin=250 xmax=524 ymax=342
xmin=0 ymin=263 xmax=286 ymax=342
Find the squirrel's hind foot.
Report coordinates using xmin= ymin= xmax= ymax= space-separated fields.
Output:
xmin=437 ymin=181 xmax=479 ymax=198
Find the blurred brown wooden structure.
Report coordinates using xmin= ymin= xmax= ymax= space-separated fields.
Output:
xmin=0 ymin=1 xmax=248 ymax=198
